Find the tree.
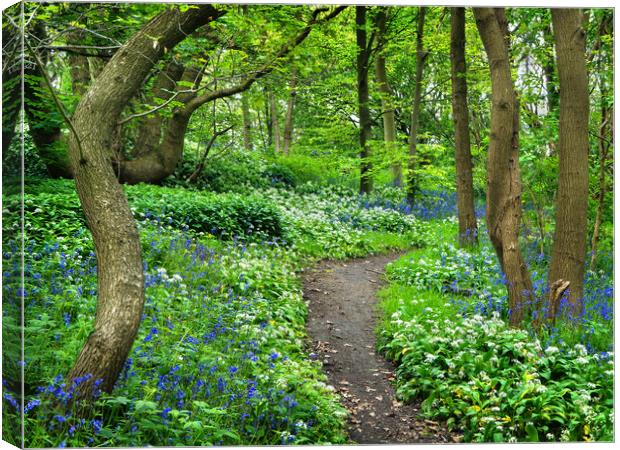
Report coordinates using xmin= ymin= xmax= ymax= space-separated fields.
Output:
xmin=474 ymin=7 xmax=533 ymax=327
xmin=406 ymin=7 xmax=427 ymax=205
xmin=116 ymin=6 xmax=346 ymax=184
xmin=282 ymin=65 xmax=297 ymax=155
xmin=269 ymin=90 xmax=281 ymax=152
xmin=356 ymin=5 xmax=373 ymax=194
xmin=241 ymin=92 xmax=253 ymax=151
xmin=547 ymin=8 xmax=590 ymax=318
xmin=374 ymin=7 xmax=401 ymax=186
xmin=450 ymin=7 xmax=478 ymax=247
xmin=65 ymin=4 xmax=225 ymax=400
xmin=588 ymin=10 xmax=612 ymax=269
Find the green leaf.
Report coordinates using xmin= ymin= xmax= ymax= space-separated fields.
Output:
xmin=525 ymin=424 xmax=539 ymax=442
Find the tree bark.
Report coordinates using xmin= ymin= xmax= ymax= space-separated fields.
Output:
xmin=474 ymin=7 xmax=533 ymax=327
xmin=548 ymin=8 xmax=590 ymax=317
xmin=66 ymin=5 xmax=223 ymax=400
xmin=132 ymin=60 xmax=185 ymax=159
xmin=357 ymin=6 xmax=373 ymax=195
xmin=450 ymin=7 xmax=478 ymax=247
xmin=374 ymin=7 xmax=401 ymax=186
xmin=282 ymin=65 xmax=297 ymax=155
xmin=269 ymin=91 xmax=281 ymax=152
xmin=241 ymin=92 xmax=252 ymax=151
xmin=406 ymin=7 xmax=427 ymax=205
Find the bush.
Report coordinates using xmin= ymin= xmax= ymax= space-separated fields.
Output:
xmin=2 ymin=183 xmax=285 ymax=243
xmin=379 ymin=309 xmax=613 ymax=443
xmin=166 ymin=151 xmax=299 ymax=192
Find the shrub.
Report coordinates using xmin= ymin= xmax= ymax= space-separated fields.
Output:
xmin=126 ymin=185 xmax=284 ymax=240
xmin=2 ymin=183 xmax=285 ymax=243
xmin=379 ymin=309 xmax=613 ymax=443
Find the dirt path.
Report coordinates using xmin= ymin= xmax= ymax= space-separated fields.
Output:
xmin=303 ymin=253 xmax=459 ymax=444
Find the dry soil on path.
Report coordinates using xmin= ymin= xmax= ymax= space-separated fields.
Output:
xmin=303 ymin=252 xmax=460 ymax=444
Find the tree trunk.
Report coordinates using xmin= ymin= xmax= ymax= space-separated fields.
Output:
xmin=241 ymin=92 xmax=252 ymax=151
xmin=132 ymin=60 xmax=185 ymax=159
xmin=474 ymin=7 xmax=533 ymax=327
xmin=406 ymin=7 xmax=427 ymax=205
xmin=542 ymin=23 xmax=559 ymax=115
xmin=357 ymin=6 xmax=373 ymax=195
xmin=548 ymin=8 xmax=590 ymax=317
xmin=374 ymin=7 xmax=401 ymax=186
xmin=450 ymin=7 xmax=478 ymax=247
xmin=66 ymin=5 xmax=223 ymax=401
xmin=589 ymin=13 xmax=613 ymax=269
xmin=282 ymin=66 xmax=297 ymax=155
xmin=269 ymin=91 xmax=281 ymax=152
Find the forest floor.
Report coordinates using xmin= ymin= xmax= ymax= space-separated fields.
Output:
xmin=303 ymin=253 xmax=461 ymax=444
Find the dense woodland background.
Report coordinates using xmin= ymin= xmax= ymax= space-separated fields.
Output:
xmin=1 ymin=2 xmax=614 ymax=446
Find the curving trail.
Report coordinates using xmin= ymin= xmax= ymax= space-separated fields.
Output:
xmin=303 ymin=253 xmax=459 ymax=444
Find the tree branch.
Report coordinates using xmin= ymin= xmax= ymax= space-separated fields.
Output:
xmin=184 ymin=6 xmax=347 ymax=113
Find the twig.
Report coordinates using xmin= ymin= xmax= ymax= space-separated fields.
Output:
xmin=117 ymin=88 xmax=199 ymax=125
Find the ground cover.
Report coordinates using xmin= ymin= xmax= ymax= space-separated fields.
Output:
xmin=2 ymin=176 xmax=425 ymax=447
xmin=377 ymin=221 xmax=614 ymax=443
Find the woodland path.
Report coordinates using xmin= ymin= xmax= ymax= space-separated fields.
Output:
xmin=303 ymin=252 xmax=460 ymax=444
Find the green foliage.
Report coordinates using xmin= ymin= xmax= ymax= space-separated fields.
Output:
xmin=3 ymin=182 xmax=285 ymax=243
xmin=377 ymin=234 xmax=613 ymax=443
xmin=2 ymin=129 xmax=48 ymax=180
xmin=126 ymin=184 xmax=285 ymax=240
xmin=379 ymin=308 xmax=613 ymax=442
xmin=386 ymin=242 xmax=505 ymax=299
xmin=166 ymin=150 xmax=299 ymax=193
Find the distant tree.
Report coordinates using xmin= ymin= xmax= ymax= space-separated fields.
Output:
xmin=282 ymin=65 xmax=298 ymax=155
xmin=406 ymin=7 xmax=427 ymax=205
xmin=356 ymin=5 xmax=373 ymax=194
xmin=374 ymin=7 xmax=401 ymax=186
xmin=241 ymin=92 xmax=253 ymax=151
xmin=450 ymin=7 xmax=478 ymax=247
xmin=268 ymin=90 xmax=282 ymax=152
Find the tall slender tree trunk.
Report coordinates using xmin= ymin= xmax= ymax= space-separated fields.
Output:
xmin=590 ymin=91 xmax=610 ymax=269
xmin=474 ymin=7 xmax=533 ymax=327
xmin=542 ymin=23 xmax=559 ymax=116
xmin=589 ymin=13 xmax=613 ymax=269
xmin=282 ymin=66 xmax=297 ymax=155
xmin=450 ymin=7 xmax=478 ymax=247
xmin=406 ymin=7 xmax=427 ymax=205
xmin=241 ymin=92 xmax=252 ymax=151
xmin=269 ymin=91 xmax=281 ymax=152
xmin=66 ymin=5 xmax=223 ymax=401
xmin=356 ymin=6 xmax=373 ymax=194
xmin=548 ymin=8 xmax=590 ymax=317
xmin=374 ymin=7 xmax=401 ymax=186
